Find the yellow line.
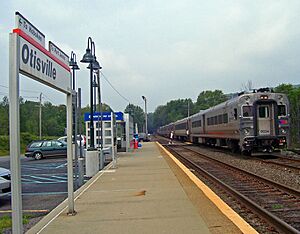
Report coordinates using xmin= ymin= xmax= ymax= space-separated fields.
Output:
xmin=0 ymin=210 xmax=49 ymax=213
xmin=156 ymin=142 xmax=258 ymax=234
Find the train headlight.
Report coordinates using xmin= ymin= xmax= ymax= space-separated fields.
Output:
xmin=260 ymin=95 xmax=268 ymax=100
xmin=243 ymin=128 xmax=250 ymax=135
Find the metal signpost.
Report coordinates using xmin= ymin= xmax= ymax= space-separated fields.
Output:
xmin=9 ymin=12 xmax=74 ymax=233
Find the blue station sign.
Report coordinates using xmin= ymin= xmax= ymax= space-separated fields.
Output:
xmin=84 ymin=112 xmax=124 ymax=122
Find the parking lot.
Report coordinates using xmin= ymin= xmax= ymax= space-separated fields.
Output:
xmin=0 ymin=156 xmax=71 ymax=217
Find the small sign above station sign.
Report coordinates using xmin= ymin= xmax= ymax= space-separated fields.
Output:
xmin=15 ymin=12 xmax=45 ymax=47
xmin=13 ymin=12 xmax=71 ymax=94
xmin=49 ymin=41 xmax=69 ymax=66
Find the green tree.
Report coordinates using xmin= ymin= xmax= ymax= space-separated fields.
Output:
xmin=194 ymin=90 xmax=227 ymax=112
xmin=147 ymin=112 xmax=154 ymax=134
xmin=152 ymin=98 xmax=193 ymax=131
xmin=20 ymin=100 xmax=39 ymax=135
xmin=124 ymin=104 xmax=144 ymax=133
xmin=0 ymin=97 xmax=9 ymax=135
xmin=275 ymin=83 xmax=300 ymax=146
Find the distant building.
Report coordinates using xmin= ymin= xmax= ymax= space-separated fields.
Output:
xmin=84 ymin=112 xmax=133 ymax=152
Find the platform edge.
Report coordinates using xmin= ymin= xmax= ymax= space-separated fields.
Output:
xmin=156 ymin=142 xmax=258 ymax=234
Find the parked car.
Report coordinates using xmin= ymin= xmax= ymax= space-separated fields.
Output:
xmin=25 ymin=140 xmax=67 ymax=160
xmin=138 ymin=133 xmax=150 ymax=142
xmin=0 ymin=167 xmax=11 ymax=196
xmin=57 ymin=135 xmax=86 ymax=147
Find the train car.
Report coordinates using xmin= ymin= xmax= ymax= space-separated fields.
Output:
xmin=159 ymin=89 xmax=290 ymax=155
xmin=189 ymin=111 xmax=204 ymax=141
xmin=174 ymin=117 xmax=189 ymax=140
xmin=157 ymin=122 xmax=174 ymax=138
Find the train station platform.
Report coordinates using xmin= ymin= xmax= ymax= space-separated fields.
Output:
xmin=28 ymin=142 xmax=257 ymax=234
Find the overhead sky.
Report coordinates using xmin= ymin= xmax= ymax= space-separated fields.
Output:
xmin=1 ymin=1 xmax=300 ymax=112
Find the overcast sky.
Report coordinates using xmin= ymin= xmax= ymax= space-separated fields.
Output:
xmin=1 ymin=1 xmax=300 ymax=112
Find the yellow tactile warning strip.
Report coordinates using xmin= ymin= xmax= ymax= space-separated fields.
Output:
xmin=156 ymin=142 xmax=258 ymax=234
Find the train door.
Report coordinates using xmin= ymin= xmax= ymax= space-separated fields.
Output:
xmin=257 ymin=104 xmax=274 ymax=136
xmin=187 ymin=118 xmax=191 ymax=140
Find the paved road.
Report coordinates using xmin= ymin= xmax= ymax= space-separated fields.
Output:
xmin=0 ymin=156 xmax=70 ymax=217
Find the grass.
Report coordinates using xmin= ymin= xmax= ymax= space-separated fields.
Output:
xmin=271 ymin=204 xmax=284 ymax=209
xmin=0 ymin=215 xmax=32 ymax=233
xmin=0 ymin=134 xmax=61 ymax=156
xmin=0 ymin=150 xmax=8 ymax=157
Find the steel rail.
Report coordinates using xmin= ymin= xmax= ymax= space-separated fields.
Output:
xmin=260 ymin=158 xmax=300 ymax=170
xmin=165 ymin=145 xmax=300 ymax=234
xmin=181 ymin=145 xmax=300 ymax=197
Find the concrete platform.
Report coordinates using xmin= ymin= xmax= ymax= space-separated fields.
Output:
xmin=28 ymin=142 xmax=257 ymax=234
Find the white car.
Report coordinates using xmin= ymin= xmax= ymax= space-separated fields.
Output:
xmin=0 ymin=167 xmax=11 ymax=196
xmin=58 ymin=135 xmax=86 ymax=147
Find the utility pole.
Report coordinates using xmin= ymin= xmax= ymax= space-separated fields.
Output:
xmin=39 ymin=92 xmax=42 ymax=139
xmin=187 ymin=100 xmax=190 ymax=118
xmin=142 ymin=96 xmax=148 ymax=138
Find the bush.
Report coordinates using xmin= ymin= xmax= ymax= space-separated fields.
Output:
xmin=20 ymin=132 xmax=39 ymax=152
xmin=0 ymin=133 xmax=42 ymax=156
xmin=0 ymin=135 xmax=9 ymax=155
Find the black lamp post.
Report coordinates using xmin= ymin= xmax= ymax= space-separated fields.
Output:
xmin=81 ymin=37 xmax=100 ymax=149
xmin=70 ymin=52 xmax=80 ymax=141
xmin=70 ymin=51 xmax=80 ymax=90
xmin=88 ymin=42 xmax=102 ymax=148
xmin=92 ymin=76 xmax=98 ymax=112
xmin=70 ymin=51 xmax=80 ymax=187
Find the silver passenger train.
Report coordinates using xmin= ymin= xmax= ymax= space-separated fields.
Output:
xmin=158 ymin=89 xmax=289 ymax=155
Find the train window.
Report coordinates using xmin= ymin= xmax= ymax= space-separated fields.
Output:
xmin=175 ymin=123 xmax=186 ymax=130
xmin=218 ymin=115 xmax=223 ymax=124
xmin=192 ymin=120 xmax=201 ymax=128
xmin=223 ymin=113 xmax=228 ymax=123
xmin=278 ymin=105 xmax=286 ymax=116
xmin=234 ymin=108 xmax=237 ymax=120
xmin=242 ymin=106 xmax=253 ymax=117
xmin=209 ymin=117 xmax=213 ymax=125
xmin=259 ymin=106 xmax=269 ymax=118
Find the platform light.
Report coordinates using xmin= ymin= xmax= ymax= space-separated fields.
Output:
xmin=81 ymin=37 xmax=101 ymax=149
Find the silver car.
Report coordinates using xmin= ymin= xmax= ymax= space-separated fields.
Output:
xmin=58 ymin=135 xmax=86 ymax=147
xmin=0 ymin=167 xmax=11 ymax=196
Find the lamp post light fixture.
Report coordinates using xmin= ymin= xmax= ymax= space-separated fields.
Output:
xmin=142 ymin=96 xmax=148 ymax=139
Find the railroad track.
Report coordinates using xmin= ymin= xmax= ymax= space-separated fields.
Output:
xmin=158 ymin=134 xmax=300 ymax=170
xmin=259 ymin=156 xmax=300 ymax=171
xmin=163 ymin=144 xmax=300 ymax=234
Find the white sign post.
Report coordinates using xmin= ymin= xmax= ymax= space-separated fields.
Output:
xmin=9 ymin=12 xmax=75 ymax=234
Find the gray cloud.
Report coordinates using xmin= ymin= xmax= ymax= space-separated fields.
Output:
xmin=1 ymin=0 xmax=300 ymax=112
